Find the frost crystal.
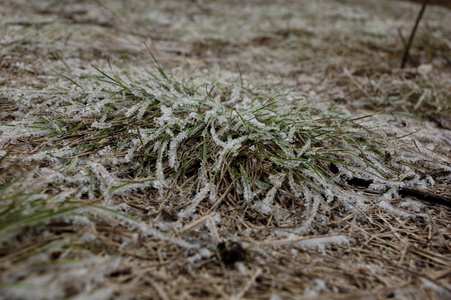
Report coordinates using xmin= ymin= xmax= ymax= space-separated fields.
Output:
xmin=169 ymin=130 xmax=188 ymax=169
xmin=294 ymin=235 xmax=349 ymax=253
xmin=178 ymin=184 xmax=211 ymax=219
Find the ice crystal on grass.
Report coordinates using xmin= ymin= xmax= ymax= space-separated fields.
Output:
xmin=169 ymin=130 xmax=188 ymax=169
xmin=263 ymin=174 xmax=285 ymax=206
xmin=2 ymin=50 xmax=450 ymax=300
xmin=378 ymin=200 xmax=422 ymax=219
xmin=178 ymin=184 xmax=211 ymax=220
xmin=397 ymin=198 xmax=427 ymax=213
xmin=6 ymin=64 xmax=447 ymax=225
xmin=300 ymin=192 xmax=322 ymax=231
xmin=2 ymin=66 xmax=449 ymax=225
xmin=1 ymin=1 xmax=451 ymax=298
xmin=240 ymin=164 xmax=253 ymax=204
xmin=293 ymin=235 xmax=350 ymax=253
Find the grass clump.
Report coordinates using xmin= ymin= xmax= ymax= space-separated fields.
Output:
xmin=60 ymin=63 xmax=377 ymax=210
xmin=3 ymin=55 xmax=437 ymax=228
xmin=3 ymin=54 xmax=448 ymax=240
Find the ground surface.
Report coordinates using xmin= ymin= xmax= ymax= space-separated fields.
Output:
xmin=1 ymin=0 xmax=450 ymax=299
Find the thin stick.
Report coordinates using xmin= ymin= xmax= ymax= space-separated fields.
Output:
xmin=206 ymin=183 xmax=234 ymax=214
xmin=208 ymin=216 xmax=221 ymax=243
xmin=179 ymin=212 xmax=216 ymax=233
xmin=401 ymin=0 xmax=429 ymax=68
xmin=397 ymin=28 xmax=418 ymax=67
xmin=254 ymin=234 xmax=347 ymax=246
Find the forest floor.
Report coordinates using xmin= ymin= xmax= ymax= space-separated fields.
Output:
xmin=1 ymin=0 xmax=450 ymax=299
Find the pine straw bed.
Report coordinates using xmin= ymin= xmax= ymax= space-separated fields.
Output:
xmin=1 ymin=0 xmax=450 ymax=299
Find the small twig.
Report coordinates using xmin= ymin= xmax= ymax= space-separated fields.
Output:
xmin=397 ymin=28 xmax=419 ymax=67
xmin=401 ymin=0 xmax=429 ymax=68
xmin=253 ymin=234 xmax=346 ymax=246
xmin=179 ymin=212 xmax=216 ymax=233
xmin=206 ymin=183 xmax=234 ymax=214
xmin=207 ymin=216 xmax=221 ymax=243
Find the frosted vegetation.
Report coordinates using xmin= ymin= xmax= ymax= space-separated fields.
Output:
xmin=0 ymin=0 xmax=450 ymax=296
xmin=1 ymin=54 xmax=448 ymax=246
xmin=1 ymin=52 xmax=450 ymax=298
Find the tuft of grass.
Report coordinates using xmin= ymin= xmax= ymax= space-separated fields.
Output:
xmin=15 ymin=58 xmax=437 ymax=222
xmin=3 ymin=56 xmax=443 ymax=217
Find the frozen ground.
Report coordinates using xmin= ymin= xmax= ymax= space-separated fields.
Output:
xmin=1 ymin=0 xmax=450 ymax=299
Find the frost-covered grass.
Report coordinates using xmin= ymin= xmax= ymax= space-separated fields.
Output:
xmin=0 ymin=59 xmax=450 ymax=298
xmin=2 ymin=53 xmax=438 ymax=224
xmin=1 ymin=53 xmax=447 ymax=240
xmin=2 ymin=53 xmax=450 ymax=299
xmin=1 ymin=0 xmax=451 ymax=299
